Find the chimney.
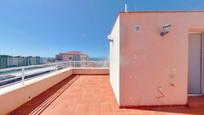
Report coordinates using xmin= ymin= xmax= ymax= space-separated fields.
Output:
xmin=125 ymin=3 xmax=128 ymax=12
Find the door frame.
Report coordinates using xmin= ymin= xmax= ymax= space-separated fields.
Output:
xmin=188 ymin=32 xmax=204 ymax=96
xmin=202 ymin=32 xmax=204 ymax=95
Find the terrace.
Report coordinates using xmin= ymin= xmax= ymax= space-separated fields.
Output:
xmin=0 ymin=61 xmax=204 ymax=115
xmin=0 ymin=61 xmax=108 ymax=114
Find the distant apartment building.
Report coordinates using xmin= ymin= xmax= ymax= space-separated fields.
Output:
xmin=7 ymin=56 xmax=26 ymax=67
xmin=56 ymin=51 xmax=89 ymax=62
xmin=26 ymin=56 xmax=36 ymax=65
xmin=17 ymin=56 xmax=26 ymax=66
xmin=25 ymin=56 xmax=42 ymax=65
xmin=7 ymin=57 xmax=16 ymax=67
xmin=40 ymin=57 xmax=48 ymax=64
xmin=0 ymin=55 xmax=49 ymax=69
xmin=0 ymin=55 xmax=9 ymax=68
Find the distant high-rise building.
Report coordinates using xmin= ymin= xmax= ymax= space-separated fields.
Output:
xmin=36 ymin=56 xmax=41 ymax=65
xmin=0 ymin=55 xmax=9 ymax=68
xmin=7 ymin=56 xmax=25 ymax=67
xmin=56 ymin=51 xmax=89 ymax=62
xmin=25 ymin=56 xmax=33 ymax=65
xmin=16 ymin=56 xmax=26 ymax=67
xmin=25 ymin=56 xmax=41 ymax=65
xmin=7 ymin=56 xmax=16 ymax=67
xmin=40 ymin=57 xmax=48 ymax=64
xmin=0 ymin=55 xmax=50 ymax=69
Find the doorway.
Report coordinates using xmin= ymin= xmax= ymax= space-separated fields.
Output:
xmin=188 ymin=33 xmax=203 ymax=95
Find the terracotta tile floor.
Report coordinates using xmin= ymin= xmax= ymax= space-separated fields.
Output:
xmin=10 ymin=75 xmax=204 ymax=115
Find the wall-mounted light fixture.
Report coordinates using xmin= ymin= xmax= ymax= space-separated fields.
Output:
xmin=108 ymin=34 xmax=113 ymax=42
xmin=160 ymin=24 xmax=172 ymax=37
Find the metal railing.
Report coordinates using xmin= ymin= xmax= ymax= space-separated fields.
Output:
xmin=0 ymin=61 xmax=108 ymax=88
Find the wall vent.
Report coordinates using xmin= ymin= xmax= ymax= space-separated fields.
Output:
xmin=134 ymin=25 xmax=141 ymax=32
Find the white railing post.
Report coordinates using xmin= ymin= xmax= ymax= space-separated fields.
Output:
xmin=55 ymin=63 xmax=58 ymax=71
xmin=21 ymin=67 xmax=25 ymax=85
xmin=105 ymin=60 xmax=107 ymax=67
xmin=66 ymin=62 xmax=68 ymax=68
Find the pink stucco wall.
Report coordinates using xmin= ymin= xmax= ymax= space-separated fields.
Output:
xmin=113 ymin=11 xmax=204 ymax=106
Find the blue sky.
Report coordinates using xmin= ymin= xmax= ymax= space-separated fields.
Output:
xmin=0 ymin=0 xmax=204 ymax=58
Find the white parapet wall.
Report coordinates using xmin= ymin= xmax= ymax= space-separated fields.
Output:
xmin=109 ymin=15 xmax=120 ymax=104
xmin=73 ymin=68 xmax=109 ymax=75
xmin=0 ymin=68 xmax=109 ymax=115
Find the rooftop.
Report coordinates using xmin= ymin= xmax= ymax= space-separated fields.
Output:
xmin=120 ymin=10 xmax=204 ymax=13
xmin=59 ymin=51 xmax=88 ymax=56
xmin=9 ymin=74 xmax=204 ymax=115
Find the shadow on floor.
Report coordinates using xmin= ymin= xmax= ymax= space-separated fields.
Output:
xmin=123 ymin=96 xmax=204 ymax=115
xmin=9 ymin=75 xmax=79 ymax=115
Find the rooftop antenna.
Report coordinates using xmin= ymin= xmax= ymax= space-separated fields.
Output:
xmin=125 ymin=3 xmax=128 ymax=12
